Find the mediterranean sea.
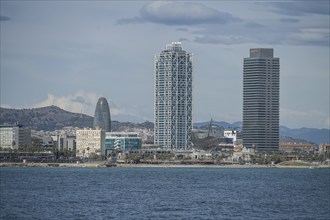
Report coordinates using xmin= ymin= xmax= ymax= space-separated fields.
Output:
xmin=1 ymin=167 xmax=329 ymax=220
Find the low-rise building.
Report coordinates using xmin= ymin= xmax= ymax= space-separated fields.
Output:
xmin=280 ymin=143 xmax=317 ymax=153
xmin=76 ymin=128 xmax=105 ymax=158
xmin=105 ymin=132 xmax=141 ymax=156
xmin=54 ymin=135 xmax=76 ymax=152
xmin=224 ymin=129 xmax=242 ymax=146
xmin=319 ymin=144 xmax=330 ymax=153
xmin=0 ymin=123 xmax=31 ymax=149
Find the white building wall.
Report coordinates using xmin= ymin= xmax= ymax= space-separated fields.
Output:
xmin=224 ymin=130 xmax=237 ymax=142
xmin=154 ymin=42 xmax=193 ymax=149
xmin=0 ymin=125 xmax=30 ymax=149
xmin=76 ymin=129 xmax=105 ymax=157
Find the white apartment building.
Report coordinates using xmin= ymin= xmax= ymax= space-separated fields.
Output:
xmin=224 ymin=130 xmax=237 ymax=142
xmin=154 ymin=42 xmax=193 ymax=149
xmin=0 ymin=123 xmax=31 ymax=149
xmin=76 ymin=128 xmax=105 ymax=157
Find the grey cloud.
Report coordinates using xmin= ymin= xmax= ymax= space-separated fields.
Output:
xmin=286 ymin=28 xmax=330 ymax=46
xmin=268 ymin=1 xmax=329 ymax=16
xmin=280 ymin=18 xmax=300 ymax=23
xmin=176 ymin=27 xmax=189 ymax=32
xmin=0 ymin=15 xmax=11 ymax=21
xmin=178 ymin=38 xmax=190 ymax=42
xmin=244 ymin=22 xmax=264 ymax=28
xmin=71 ymin=96 xmax=91 ymax=106
xmin=194 ymin=26 xmax=329 ymax=47
xmin=116 ymin=16 xmax=145 ymax=25
xmin=117 ymin=1 xmax=241 ymax=26
xmin=194 ymin=35 xmax=249 ymax=45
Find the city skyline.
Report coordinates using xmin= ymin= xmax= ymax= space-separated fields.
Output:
xmin=0 ymin=1 xmax=329 ymax=129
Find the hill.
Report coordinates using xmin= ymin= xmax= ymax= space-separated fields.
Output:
xmin=194 ymin=120 xmax=329 ymax=145
xmin=0 ymin=106 xmax=154 ymax=132
xmin=279 ymin=126 xmax=329 ymax=145
xmin=1 ymin=106 xmax=328 ymax=144
xmin=0 ymin=106 xmax=93 ymax=131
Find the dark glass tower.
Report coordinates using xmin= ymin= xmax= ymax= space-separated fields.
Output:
xmin=93 ymin=97 xmax=111 ymax=132
xmin=243 ymin=48 xmax=279 ymax=152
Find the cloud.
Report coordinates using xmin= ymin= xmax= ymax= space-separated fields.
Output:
xmin=280 ymin=18 xmax=300 ymax=23
xmin=267 ymin=1 xmax=330 ymax=16
xmin=0 ymin=15 xmax=11 ymax=21
xmin=244 ymin=22 xmax=264 ymax=28
xmin=287 ymin=28 xmax=330 ymax=46
xmin=178 ymin=37 xmax=190 ymax=42
xmin=194 ymin=23 xmax=329 ymax=46
xmin=71 ymin=96 xmax=92 ymax=106
xmin=116 ymin=16 xmax=145 ymax=25
xmin=194 ymin=35 xmax=250 ymax=45
xmin=29 ymin=92 xmax=149 ymax=122
xmin=34 ymin=92 xmax=99 ymax=116
xmin=0 ymin=104 xmax=14 ymax=108
xmin=117 ymin=1 xmax=241 ymax=25
xmin=176 ymin=27 xmax=189 ymax=32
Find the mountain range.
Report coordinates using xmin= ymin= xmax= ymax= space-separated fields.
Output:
xmin=0 ymin=106 xmax=329 ymax=144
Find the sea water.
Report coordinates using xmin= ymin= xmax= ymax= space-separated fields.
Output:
xmin=1 ymin=167 xmax=329 ymax=220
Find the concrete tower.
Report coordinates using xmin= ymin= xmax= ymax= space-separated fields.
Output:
xmin=154 ymin=42 xmax=193 ymax=149
xmin=93 ymin=97 xmax=111 ymax=132
xmin=243 ymin=48 xmax=280 ymax=152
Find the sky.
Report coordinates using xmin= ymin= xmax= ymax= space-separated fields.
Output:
xmin=0 ymin=0 xmax=329 ymax=129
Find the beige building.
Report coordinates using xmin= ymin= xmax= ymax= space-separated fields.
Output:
xmin=319 ymin=144 xmax=330 ymax=153
xmin=76 ymin=128 xmax=105 ymax=158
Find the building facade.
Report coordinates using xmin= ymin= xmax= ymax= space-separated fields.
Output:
xmin=154 ymin=42 xmax=193 ymax=149
xmin=93 ymin=97 xmax=111 ymax=132
xmin=243 ymin=48 xmax=280 ymax=152
xmin=55 ymin=135 xmax=76 ymax=152
xmin=105 ymin=132 xmax=141 ymax=156
xmin=76 ymin=129 xmax=105 ymax=157
xmin=0 ymin=123 xmax=31 ymax=149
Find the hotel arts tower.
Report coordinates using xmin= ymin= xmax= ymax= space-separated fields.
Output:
xmin=154 ymin=42 xmax=193 ymax=149
xmin=243 ymin=48 xmax=280 ymax=152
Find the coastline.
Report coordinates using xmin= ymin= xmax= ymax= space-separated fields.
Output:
xmin=1 ymin=162 xmax=329 ymax=169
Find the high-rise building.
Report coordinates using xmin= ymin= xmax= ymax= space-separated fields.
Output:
xmin=93 ymin=97 xmax=111 ymax=132
xmin=154 ymin=42 xmax=193 ymax=149
xmin=243 ymin=48 xmax=280 ymax=152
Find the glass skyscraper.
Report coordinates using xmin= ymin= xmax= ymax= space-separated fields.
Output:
xmin=154 ymin=42 xmax=193 ymax=149
xmin=243 ymin=48 xmax=280 ymax=152
xmin=93 ymin=97 xmax=111 ymax=132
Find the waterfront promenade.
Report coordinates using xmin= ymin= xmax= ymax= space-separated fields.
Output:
xmin=1 ymin=161 xmax=329 ymax=169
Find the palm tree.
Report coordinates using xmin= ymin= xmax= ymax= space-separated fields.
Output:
xmin=86 ymin=147 xmax=90 ymax=162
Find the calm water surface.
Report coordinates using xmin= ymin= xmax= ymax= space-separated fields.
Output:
xmin=1 ymin=167 xmax=329 ymax=220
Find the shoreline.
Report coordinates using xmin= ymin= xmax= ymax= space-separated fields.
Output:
xmin=1 ymin=162 xmax=329 ymax=169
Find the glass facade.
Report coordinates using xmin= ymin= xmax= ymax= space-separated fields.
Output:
xmin=0 ymin=124 xmax=29 ymax=149
xmin=243 ymin=48 xmax=280 ymax=152
xmin=93 ymin=97 xmax=111 ymax=132
xmin=105 ymin=132 xmax=142 ymax=152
